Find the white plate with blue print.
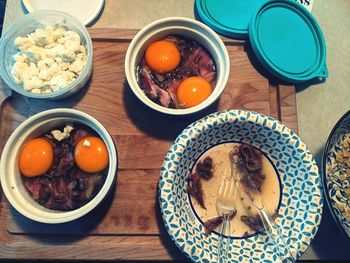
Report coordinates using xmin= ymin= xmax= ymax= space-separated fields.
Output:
xmin=323 ymin=110 xmax=350 ymax=239
xmin=159 ymin=110 xmax=323 ymax=263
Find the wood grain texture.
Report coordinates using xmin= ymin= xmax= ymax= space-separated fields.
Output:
xmin=0 ymin=29 xmax=297 ymax=260
xmin=8 ymin=169 xmax=161 ymax=235
xmin=279 ymin=84 xmax=298 ymax=133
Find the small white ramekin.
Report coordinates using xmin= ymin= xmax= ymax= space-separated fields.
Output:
xmin=0 ymin=109 xmax=118 ymax=224
xmin=125 ymin=17 xmax=230 ymax=116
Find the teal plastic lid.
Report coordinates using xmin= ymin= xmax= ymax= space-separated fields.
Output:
xmin=249 ymin=0 xmax=328 ymax=82
xmin=195 ymin=0 xmax=267 ymax=39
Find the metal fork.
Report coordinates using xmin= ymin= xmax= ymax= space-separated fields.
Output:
xmin=216 ymin=159 xmax=238 ymax=263
xmin=236 ymin=171 xmax=296 ymax=263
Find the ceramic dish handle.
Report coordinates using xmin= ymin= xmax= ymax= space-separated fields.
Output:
xmin=258 ymin=207 xmax=296 ymax=263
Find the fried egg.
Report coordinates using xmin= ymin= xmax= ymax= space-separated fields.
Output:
xmin=74 ymin=136 xmax=109 ymax=173
xmin=145 ymin=40 xmax=180 ymax=73
xmin=19 ymin=138 xmax=54 ymax=177
xmin=176 ymin=76 xmax=212 ymax=108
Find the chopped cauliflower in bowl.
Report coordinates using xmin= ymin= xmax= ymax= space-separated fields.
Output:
xmin=0 ymin=10 xmax=93 ymax=99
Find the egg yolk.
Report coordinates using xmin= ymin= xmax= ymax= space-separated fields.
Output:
xmin=145 ymin=40 xmax=180 ymax=73
xmin=74 ymin=136 xmax=109 ymax=173
xmin=176 ymin=76 xmax=212 ymax=108
xmin=19 ymin=138 xmax=54 ymax=177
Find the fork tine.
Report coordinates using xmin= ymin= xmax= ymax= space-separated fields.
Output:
xmin=223 ymin=177 xmax=229 ymax=198
xmin=218 ymin=175 xmax=225 ymax=197
xmin=228 ymin=177 xmax=235 ymax=198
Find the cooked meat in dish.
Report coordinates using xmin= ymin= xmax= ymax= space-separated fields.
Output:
xmin=186 ymin=172 xmax=206 ymax=209
xmin=22 ymin=126 xmax=108 ymax=211
xmin=196 ymin=156 xmax=214 ymax=180
xmin=204 ymin=216 xmax=223 ymax=236
xmin=241 ymin=215 xmax=265 ymax=232
xmin=137 ymin=35 xmax=216 ymax=108
xmin=232 ymin=143 xmax=265 ymax=192
xmin=204 ymin=211 xmax=237 ymax=236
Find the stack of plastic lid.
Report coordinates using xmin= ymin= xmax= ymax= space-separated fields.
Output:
xmin=195 ymin=0 xmax=328 ymax=83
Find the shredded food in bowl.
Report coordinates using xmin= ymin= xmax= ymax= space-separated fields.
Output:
xmin=328 ymin=133 xmax=350 ymax=221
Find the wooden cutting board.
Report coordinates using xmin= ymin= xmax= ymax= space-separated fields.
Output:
xmin=0 ymin=28 xmax=297 ymax=260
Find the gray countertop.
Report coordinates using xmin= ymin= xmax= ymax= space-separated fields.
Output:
xmin=2 ymin=0 xmax=350 ymax=260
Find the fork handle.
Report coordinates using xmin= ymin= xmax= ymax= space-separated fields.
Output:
xmin=258 ymin=208 xmax=296 ymax=263
xmin=217 ymin=216 xmax=230 ymax=263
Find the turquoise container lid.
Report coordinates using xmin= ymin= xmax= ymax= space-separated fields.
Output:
xmin=195 ymin=0 xmax=328 ymax=83
xmin=249 ymin=0 xmax=328 ymax=82
xmin=195 ymin=0 xmax=268 ymax=39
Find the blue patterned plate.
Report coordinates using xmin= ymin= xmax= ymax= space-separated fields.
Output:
xmin=322 ymin=110 xmax=350 ymax=239
xmin=159 ymin=110 xmax=323 ymax=262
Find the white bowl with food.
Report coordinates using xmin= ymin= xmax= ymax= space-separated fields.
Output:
xmin=0 ymin=10 xmax=93 ymax=99
xmin=125 ymin=17 xmax=230 ymax=116
xmin=159 ymin=110 xmax=323 ymax=262
xmin=0 ymin=109 xmax=117 ymax=224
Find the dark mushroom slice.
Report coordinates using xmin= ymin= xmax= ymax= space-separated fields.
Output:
xmin=204 ymin=211 xmax=237 ymax=236
xmin=241 ymin=214 xmax=265 ymax=233
xmin=186 ymin=172 xmax=206 ymax=209
xmin=196 ymin=156 xmax=214 ymax=180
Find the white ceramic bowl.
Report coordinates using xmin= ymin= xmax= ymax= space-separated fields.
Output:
xmin=125 ymin=17 xmax=230 ymax=116
xmin=0 ymin=109 xmax=118 ymax=224
xmin=0 ymin=10 xmax=93 ymax=99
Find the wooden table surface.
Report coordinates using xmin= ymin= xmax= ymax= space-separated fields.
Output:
xmin=0 ymin=28 xmax=297 ymax=261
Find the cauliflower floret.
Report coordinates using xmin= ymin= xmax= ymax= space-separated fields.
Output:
xmin=50 ymin=71 xmax=75 ymax=91
xmin=27 ymin=32 xmax=36 ymax=46
xmin=79 ymin=45 xmax=86 ymax=54
xmin=23 ymin=48 xmax=40 ymax=63
xmin=14 ymin=37 xmax=31 ymax=51
xmin=61 ymin=62 xmax=70 ymax=71
xmin=11 ymin=62 xmax=29 ymax=83
xmin=13 ymin=54 xmax=26 ymax=63
xmin=52 ymin=27 xmax=67 ymax=41
xmin=64 ymin=31 xmax=80 ymax=52
xmin=45 ymin=43 xmax=56 ymax=49
xmin=23 ymin=76 xmax=43 ymax=91
xmin=33 ymin=28 xmax=54 ymax=47
xmin=57 ymin=37 xmax=65 ymax=44
xmin=57 ymin=70 xmax=75 ymax=81
xmin=28 ymin=63 xmax=39 ymax=77
xmin=69 ymin=57 xmax=85 ymax=74
xmin=39 ymin=62 xmax=60 ymax=81
xmin=43 ymin=88 xmax=53 ymax=93
xmin=30 ymin=45 xmax=46 ymax=60
xmin=55 ymin=57 xmax=63 ymax=64
xmin=45 ymin=43 xmax=64 ymax=59
xmin=45 ymin=26 xmax=54 ymax=36
xmin=37 ymin=58 xmax=55 ymax=72
xmin=60 ymin=48 xmax=76 ymax=62
xmin=37 ymin=61 xmax=48 ymax=72
xmin=53 ymin=57 xmax=69 ymax=70
xmin=31 ymin=88 xmax=42 ymax=94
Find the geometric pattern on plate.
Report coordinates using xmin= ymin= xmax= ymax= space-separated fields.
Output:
xmin=159 ymin=110 xmax=323 ymax=262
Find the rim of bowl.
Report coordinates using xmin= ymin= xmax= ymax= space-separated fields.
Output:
xmin=0 ymin=10 xmax=93 ymax=99
xmin=0 ymin=108 xmax=118 ymax=224
xmin=125 ymin=16 xmax=230 ymax=116
xmin=322 ymin=109 xmax=350 ymax=239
